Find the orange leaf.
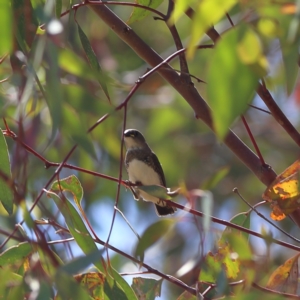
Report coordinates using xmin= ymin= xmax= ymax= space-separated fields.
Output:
xmin=262 ymin=159 xmax=300 ymax=220
xmin=269 ymin=204 xmax=286 ymax=221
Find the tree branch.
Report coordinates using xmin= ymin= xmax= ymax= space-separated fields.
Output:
xmin=87 ymin=2 xmax=277 ymax=188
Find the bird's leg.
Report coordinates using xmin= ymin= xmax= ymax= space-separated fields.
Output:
xmin=126 ymin=180 xmax=142 ymax=201
xmin=157 ymin=198 xmax=167 ymax=207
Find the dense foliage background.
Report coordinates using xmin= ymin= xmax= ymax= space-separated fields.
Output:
xmin=1 ymin=0 xmax=300 ymax=299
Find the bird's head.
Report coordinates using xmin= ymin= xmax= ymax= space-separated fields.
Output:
xmin=124 ymin=129 xmax=148 ymax=150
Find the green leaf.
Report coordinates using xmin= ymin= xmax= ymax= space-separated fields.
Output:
xmin=201 ymin=166 xmax=230 ymax=190
xmin=51 ymin=175 xmax=83 ymax=207
xmin=177 ymin=290 xmax=197 ymax=300
xmin=281 ymin=38 xmax=300 ymax=95
xmin=35 ymin=281 xmax=54 ymax=300
xmin=109 ymin=269 xmax=138 ymax=300
xmin=207 ymin=25 xmax=261 ymax=140
xmin=77 ymin=24 xmax=110 ymax=101
xmin=0 ymin=267 xmax=23 ymax=299
xmin=60 ymin=249 xmax=105 ymax=275
xmin=74 ymin=271 xmax=134 ymax=300
xmin=103 ymin=274 xmax=131 ymax=300
xmin=0 ymin=129 xmax=14 ymax=215
xmin=55 ymin=271 xmax=92 ymax=300
xmin=187 ymin=0 xmax=237 ymax=58
xmin=0 ymin=1 xmax=12 ymax=56
xmin=127 ymin=0 xmax=164 ymax=24
xmin=58 ymin=48 xmax=97 ymax=79
xmin=21 ymin=200 xmax=35 ymax=229
xmin=55 ymin=0 xmax=62 ymax=18
xmin=59 ymin=269 xmax=136 ymax=300
xmin=61 ymin=104 xmax=96 ymax=159
xmin=223 ymin=212 xmax=251 ymax=242
xmin=138 ymin=185 xmax=172 ymax=200
xmin=222 ymin=232 xmax=252 ymax=260
xmin=171 ymin=0 xmax=197 ymax=24
xmin=0 ymin=242 xmax=32 ymax=266
xmin=74 ymin=272 xmax=106 ymax=299
xmin=256 ymin=5 xmax=298 ymax=95
xmin=47 ymin=177 xmax=105 ymax=272
xmin=48 ymin=175 xmax=136 ymax=300
xmin=37 ymin=246 xmax=64 ymax=278
xmin=45 ymin=42 xmax=63 ymax=137
xmin=131 ymin=277 xmax=162 ymax=299
xmin=134 ymin=220 xmax=174 ymax=261
xmin=199 ymin=252 xmax=222 ymax=282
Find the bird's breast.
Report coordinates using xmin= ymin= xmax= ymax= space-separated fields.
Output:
xmin=127 ymin=158 xmax=162 ymax=186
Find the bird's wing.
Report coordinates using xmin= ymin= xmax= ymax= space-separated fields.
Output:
xmin=151 ymin=152 xmax=167 ymax=187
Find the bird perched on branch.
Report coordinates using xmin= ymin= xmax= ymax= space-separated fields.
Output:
xmin=124 ymin=129 xmax=176 ymax=216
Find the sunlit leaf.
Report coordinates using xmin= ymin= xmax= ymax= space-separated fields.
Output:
xmin=51 ymin=175 xmax=83 ymax=207
xmin=255 ymin=3 xmax=298 ymax=94
xmin=134 ymin=219 xmax=174 ymax=261
xmin=187 ymin=0 xmax=237 ymax=58
xmin=221 ymin=232 xmax=252 ymax=261
xmin=217 ymin=241 xmax=240 ymax=279
xmin=207 ymin=25 xmax=261 ymax=140
xmin=199 ymin=230 xmax=251 ymax=283
xmin=237 ymin=28 xmax=268 ymax=77
xmin=266 ymin=253 xmax=300 ymax=294
xmin=0 ymin=129 xmax=13 ymax=215
xmin=59 ymin=48 xmax=99 ymax=80
xmin=257 ymin=18 xmax=279 ymax=38
xmin=0 ymin=267 xmax=23 ymax=298
xmin=127 ymin=0 xmax=163 ymax=24
xmin=262 ymin=159 xmax=300 ymax=221
xmin=131 ymin=277 xmax=162 ymax=299
xmin=170 ymin=0 xmax=197 ymax=23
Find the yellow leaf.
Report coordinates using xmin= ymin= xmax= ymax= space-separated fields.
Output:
xmin=267 ymin=254 xmax=300 ymax=294
xmin=262 ymin=160 xmax=300 ymax=220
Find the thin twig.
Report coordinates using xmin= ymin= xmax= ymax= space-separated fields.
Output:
xmin=233 ymin=188 xmax=300 ymax=243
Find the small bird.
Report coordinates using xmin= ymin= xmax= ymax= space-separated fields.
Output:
xmin=124 ymin=129 xmax=176 ymax=216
